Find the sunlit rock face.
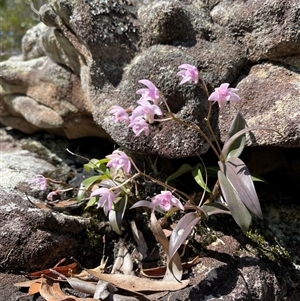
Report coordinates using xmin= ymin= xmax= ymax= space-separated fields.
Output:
xmin=0 ymin=0 xmax=299 ymax=157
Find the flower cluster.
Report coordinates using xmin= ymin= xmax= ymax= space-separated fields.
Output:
xmin=109 ymin=64 xmax=241 ymax=138
xmin=109 ymin=80 xmax=163 ymax=136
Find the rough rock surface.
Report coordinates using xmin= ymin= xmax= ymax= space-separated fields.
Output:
xmin=1 ymin=0 xmax=299 ymax=158
xmin=0 ymin=128 xmax=90 ymax=273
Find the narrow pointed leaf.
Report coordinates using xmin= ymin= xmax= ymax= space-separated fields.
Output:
xmin=85 ymin=196 xmax=98 ymax=209
xmin=225 ymin=112 xmax=246 ymax=159
xmin=77 ymin=175 xmax=108 ymax=202
xmin=191 ymin=164 xmax=211 ymax=192
xmin=202 ymin=203 xmax=231 ymax=216
xmin=222 ymin=126 xmax=282 ymax=160
xmin=150 ymin=212 xmax=183 ymax=282
xmin=109 ymin=195 xmax=128 ymax=235
xmin=165 ymin=164 xmax=192 ymax=184
xmin=130 ymin=200 xmax=152 ymax=209
xmin=218 ymin=170 xmax=252 ymax=233
xmin=224 ymin=157 xmax=262 ymax=218
xmin=169 ymin=212 xmax=200 ymax=260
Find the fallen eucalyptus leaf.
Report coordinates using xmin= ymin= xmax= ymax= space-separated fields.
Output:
xmin=141 ymin=256 xmax=201 ymax=278
xmin=65 ymin=277 xmax=97 ymax=295
xmin=39 ymin=276 xmax=97 ymax=301
xmin=82 ymin=267 xmax=189 ymax=292
xmin=93 ymin=279 xmax=116 ymax=300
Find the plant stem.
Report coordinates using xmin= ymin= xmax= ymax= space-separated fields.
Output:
xmin=130 ymin=158 xmax=192 ymax=202
xmin=160 ymin=94 xmax=221 ymax=161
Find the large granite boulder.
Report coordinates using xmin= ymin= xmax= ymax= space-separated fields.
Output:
xmin=0 ymin=0 xmax=299 ymax=157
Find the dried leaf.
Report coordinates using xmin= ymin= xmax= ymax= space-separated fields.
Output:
xmin=28 ymin=280 xmax=41 ymax=295
xmin=65 ymin=277 xmax=97 ymax=295
xmin=39 ymin=277 xmax=97 ymax=301
xmin=14 ymin=278 xmax=41 ymax=288
xmin=141 ymin=256 xmax=201 ymax=278
xmin=93 ymin=279 xmax=117 ymax=300
xmin=27 ymin=262 xmax=77 ymax=278
xmin=82 ymin=268 xmax=189 ymax=292
xmin=73 ymin=264 xmax=104 ymax=281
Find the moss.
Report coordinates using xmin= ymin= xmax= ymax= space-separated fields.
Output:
xmin=246 ymin=229 xmax=291 ymax=262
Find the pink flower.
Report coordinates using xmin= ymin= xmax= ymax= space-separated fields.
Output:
xmin=208 ymin=83 xmax=241 ymax=109
xmin=133 ymin=99 xmax=162 ymax=123
xmin=136 ymin=79 xmax=160 ymax=105
xmin=90 ymin=187 xmax=116 ymax=215
xmin=177 ymin=64 xmax=199 ymax=85
xmin=31 ymin=175 xmax=47 ymax=190
xmin=108 ymin=105 xmax=130 ymax=125
xmin=47 ymin=191 xmax=59 ymax=201
xmin=128 ymin=117 xmax=150 ymax=136
xmin=150 ymin=191 xmax=184 ymax=212
xmin=106 ymin=150 xmax=131 ymax=174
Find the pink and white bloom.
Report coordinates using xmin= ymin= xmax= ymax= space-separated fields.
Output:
xmin=106 ymin=150 xmax=131 ymax=174
xmin=47 ymin=190 xmax=59 ymax=201
xmin=136 ymin=79 xmax=160 ymax=105
xmin=151 ymin=191 xmax=184 ymax=212
xmin=90 ymin=187 xmax=116 ymax=215
xmin=31 ymin=175 xmax=47 ymax=190
xmin=108 ymin=105 xmax=130 ymax=125
xmin=132 ymin=99 xmax=162 ymax=123
xmin=177 ymin=64 xmax=199 ymax=85
xmin=208 ymin=83 xmax=241 ymax=109
xmin=129 ymin=117 xmax=150 ymax=136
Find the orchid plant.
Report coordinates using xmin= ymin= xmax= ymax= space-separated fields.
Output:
xmin=31 ymin=63 xmax=280 ymax=280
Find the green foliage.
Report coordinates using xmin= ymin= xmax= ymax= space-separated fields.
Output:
xmin=0 ymin=0 xmax=47 ymax=61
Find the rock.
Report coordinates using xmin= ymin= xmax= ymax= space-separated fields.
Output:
xmin=210 ymin=0 xmax=300 ymax=64
xmin=0 ymin=128 xmax=90 ymax=272
xmin=219 ymin=63 xmax=300 ymax=147
xmin=21 ymin=22 xmax=47 ymax=61
xmin=0 ymin=0 xmax=299 ymax=157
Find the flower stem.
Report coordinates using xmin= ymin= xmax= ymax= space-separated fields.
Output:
xmin=130 ymin=158 xmax=192 ymax=202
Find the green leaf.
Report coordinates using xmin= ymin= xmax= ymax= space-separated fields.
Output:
xmin=84 ymin=196 xmax=98 ymax=209
xmin=108 ymin=195 xmax=128 ymax=235
xmin=84 ymin=158 xmax=109 ymax=173
xmin=77 ymin=175 xmax=109 ymax=202
xmin=225 ymin=112 xmax=246 ymax=159
xmin=165 ymin=164 xmax=192 ymax=185
xmin=222 ymin=126 xmax=282 ymax=160
xmin=206 ymin=166 xmax=218 ymax=178
xmin=169 ymin=212 xmax=201 ymax=260
xmin=202 ymin=203 xmax=231 ymax=216
xmin=251 ymin=175 xmax=268 ymax=183
xmin=218 ymin=170 xmax=252 ymax=233
xmin=191 ymin=164 xmax=211 ymax=192
xmin=220 ymin=158 xmax=263 ymax=218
